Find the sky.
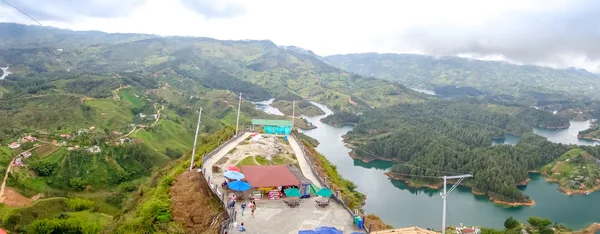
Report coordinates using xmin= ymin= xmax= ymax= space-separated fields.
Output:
xmin=1 ymin=0 xmax=599 ymax=72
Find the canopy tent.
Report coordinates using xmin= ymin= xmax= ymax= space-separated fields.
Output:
xmin=226 ymin=165 xmax=241 ymax=172
xmin=224 ymin=171 xmax=245 ymax=180
xmin=284 ymin=188 xmax=302 ymax=197
xmin=241 ymin=165 xmax=300 ymax=188
xmin=228 ymin=181 xmax=252 ymax=191
xmin=316 ymin=188 xmax=333 ymax=197
xmin=298 ymin=226 xmax=343 ymax=234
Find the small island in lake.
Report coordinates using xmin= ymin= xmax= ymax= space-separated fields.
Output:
xmin=541 ymin=148 xmax=600 ymax=195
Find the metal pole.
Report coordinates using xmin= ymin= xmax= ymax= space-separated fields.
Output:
xmin=440 ymin=174 xmax=472 ymax=234
xmin=292 ymin=100 xmax=295 ymax=127
xmin=235 ymin=93 xmax=242 ymax=135
xmin=189 ymin=107 xmax=203 ymax=171
xmin=442 ymin=176 xmax=447 ymax=234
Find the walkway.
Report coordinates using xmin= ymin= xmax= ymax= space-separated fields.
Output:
xmin=287 ymin=136 xmax=321 ymax=187
xmin=200 ymin=133 xmax=360 ymax=233
xmin=202 ymin=132 xmax=252 ymax=180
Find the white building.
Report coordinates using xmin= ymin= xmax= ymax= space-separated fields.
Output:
xmin=88 ymin=145 xmax=101 ymax=153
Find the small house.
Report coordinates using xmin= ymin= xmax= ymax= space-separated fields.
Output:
xmin=14 ymin=157 xmax=22 ymax=166
xmin=89 ymin=126 xmax=96 ymax=131
xmin=60 ymin=134 xmax=71 ymax=139
xmin=8 ymin=142 xmax=20 ymax=149
xmin=152 ymin=114 xmax=158 ymax=119
xmin=88 ymin=145 xmax=101 ymax=153
xmin=22 ymin=135 xmax=37 ymax=142
xmin=113 ymin=131 xmax=120 ymax=135
xmin=580 ymin=183 xmax=587 ymax=189
xmin=251 ymin=119 xmax=293 ymax=135
xmin=22 ymin=151 xmax=32 ymax=158
xmin=139 ymin=113 xmax=147 ymax=118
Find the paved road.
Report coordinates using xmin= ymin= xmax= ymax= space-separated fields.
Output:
xmin=202 ymin=132 xmax=252 ymax=180
xmin=288 ymin=136 xmax=321 ymax=188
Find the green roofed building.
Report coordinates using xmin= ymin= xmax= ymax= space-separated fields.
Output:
xmin=252 ymin=119 xmax=293 ymax=135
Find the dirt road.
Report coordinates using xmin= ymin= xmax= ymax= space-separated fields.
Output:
xmin=0 ymin=145 xmax=42 ymax=203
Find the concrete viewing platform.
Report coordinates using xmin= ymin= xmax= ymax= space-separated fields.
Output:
xmin=200 ymin=132 xmax=362 ymax=233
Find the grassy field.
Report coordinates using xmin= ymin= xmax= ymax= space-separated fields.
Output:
xmin=44 ymin=147 xmax=68 ymax=164
xmin=119 ymin=88 xmax=145 ymax=109
xmin=0 ymin=197 xmax=113 ymax=232
xmin=131 ymin=118 xmax=193 ymax=156
xmin=0 ymin=146 xmax=13 ymax=174
xmin=34 ymin=144 xmax=61 ymax=157
xmin=86 ymin=98 xmax=133 ymax=130
xmin=237 ymin=156 xmax=258 ymax=167
xmin=7 ymin=167 xmax=52 ymax=197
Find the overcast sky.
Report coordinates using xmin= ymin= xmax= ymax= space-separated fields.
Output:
xmin=1 ymin=0 xmax=599 ymax=72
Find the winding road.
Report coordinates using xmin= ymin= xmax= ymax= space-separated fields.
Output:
xmin=0 ymin=145 xmax=43 ymax=203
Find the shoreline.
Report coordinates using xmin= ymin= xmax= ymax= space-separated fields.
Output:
xmin=577 ymin=135 xmax=600 ymax=143
xmin=384 ymin=172 xmax=535 ymax=207
xmin=319 ymin=119 xmax=358 ymax=128
xmin=545 ymin=177 xmax=600 ymax=195
xmin=348 ymin=151 xmax=405 ymax=164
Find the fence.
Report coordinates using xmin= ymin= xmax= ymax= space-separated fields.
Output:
xmin=196 ymin=131 xmax=371 ymax=233
xmin=195 ymin=130 xmax=248 ymax=234
xmin=291 ymin=133 xmax=372 ymax=233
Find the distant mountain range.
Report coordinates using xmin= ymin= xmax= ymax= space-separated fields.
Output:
xmin=323 ymin=53 xmax=600 ymax=101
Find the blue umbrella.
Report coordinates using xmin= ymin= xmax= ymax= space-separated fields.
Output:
xmin=223 ymin=171 xmax=245 ymax=180
xmin=298 ymin=226 xmax=343 ymax=234
xmin=228 ymin=180 xmax=251 ymax=191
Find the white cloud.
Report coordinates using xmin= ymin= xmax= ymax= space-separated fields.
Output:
xmin=1 ymin=0 xmax=599 ymax=72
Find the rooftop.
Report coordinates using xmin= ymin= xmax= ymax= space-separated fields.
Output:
xmin=251 ymin=119 xmax=293 ymax=127
xmin=241 ymin=165 xmax=300 ymax=187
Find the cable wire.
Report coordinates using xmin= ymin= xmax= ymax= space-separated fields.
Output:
xmin=1 ymin=0 xmax=45 ymax=27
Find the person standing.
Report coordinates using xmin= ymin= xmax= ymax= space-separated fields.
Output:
xmin=250 ymin=201 xmax=256 ymax=218
xmin=241 ymin=203 xmax=247 ymax=216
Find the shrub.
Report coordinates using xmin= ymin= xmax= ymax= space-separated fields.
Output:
xmin=66 ymin=198 xmax=95 ymax=211
xmin=105 ymin=193 xmax=125 ymax=207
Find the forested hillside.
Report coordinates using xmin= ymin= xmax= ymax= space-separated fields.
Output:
xmin=324 ymin=53 xmax=600 ymax=102
xmin=0 ymin=23 xmax=430 ymax=233
xmin=342 ymin=100 xmax=574 ymax=203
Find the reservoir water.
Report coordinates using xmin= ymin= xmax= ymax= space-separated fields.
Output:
xmin=255 ymin=101 xmax=600 ymax=230
xmin=0 ymin=66 xmax=11 ymax=80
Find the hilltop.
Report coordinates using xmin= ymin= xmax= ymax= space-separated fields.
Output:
xmin=0 ymin=22 xmax=428 ymax=233
xmin=324 ymin=53 xmax=600 ymax=104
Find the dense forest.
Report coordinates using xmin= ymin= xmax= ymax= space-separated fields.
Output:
xmin=346 ymin=100 xmax=574 ymax=202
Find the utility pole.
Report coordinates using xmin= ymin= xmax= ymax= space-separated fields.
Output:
xmin=440 ymin=174 xmax=473 ymax=234
xmin=235 ymin=93 xmax=242 ymax=135
xmin=189 ymin=107 xmax=203 ymax=171
xmin=292 ymin=100 xmax=295 ymax=127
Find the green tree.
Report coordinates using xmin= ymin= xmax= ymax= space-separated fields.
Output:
xmin=504 ymin=217 xmax=520 ymax=229
xmin=527 ymin=216 xmax=552 ymax=229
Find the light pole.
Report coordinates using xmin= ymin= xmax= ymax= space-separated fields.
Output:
xmin=235 ymin=93 xmax=242 ymax=135
xmin=441 ymin=174 xmax=473 ymax=234
xmin=292 ymin=100 xmax=295 ymax=127
xmin=189 ymin=107 xmax=202 ymax=171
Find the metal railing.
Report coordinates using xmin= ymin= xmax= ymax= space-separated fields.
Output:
xmin=194 ymin=131 xmax=251 ymax=234
xmin=291 ymin=132 xmax=372 ymax=233
xmin=201 ymin=130 xmax=248 ymax=165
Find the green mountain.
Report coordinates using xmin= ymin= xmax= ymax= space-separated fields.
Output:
xmin=0 ymin=23 xmax=430 ymax=233
xmin=324 ymin=53 xmax=600 ymax=102
xmin=343 ymin=99 xmax=575 ymax=203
